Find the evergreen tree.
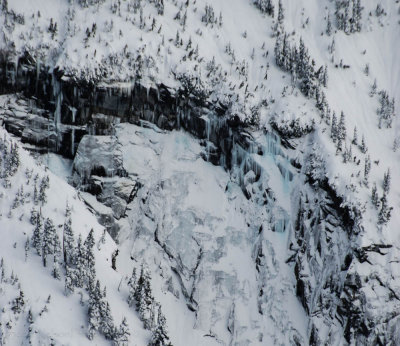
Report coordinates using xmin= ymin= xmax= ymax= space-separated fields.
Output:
xmin=32 ymin=214 xmax=43 ymax=256
xmin=136 ymin=268 xmax=155 ymax=330
xmin=33 ymin=183 xmax=39 ymax=205
xmin=30 ymin=207 xmax=38 ymax=225
xmin=352 ymin=126 xmax=358 ymax=145
xmin=383 ymin=169 xmax=391 ymax=194
xmin=370 ymin=79 xmax=377 ymax=97
xmin=11 ymin=290 xmax=25 ymax=314
xmin=149 ymin=305 xmax=172 ymax=346
xmin=154 ymin=0 xmax=164 ymax=15
xmin=360 ymin=135 xmax=367 ymax=153
xmin=84 ymin=229 xmax=96 ymax=286
xmin=378 ymin=192 xmax=392 ymax=225
xmin=87 ymin=278 xmax=102 ymax=339
xmin=353 ymin=0 xmax=362 ymax=32
xmin=100 ymin=300 xmax=115 ymax=340
xmin=52 ymin=255 xmax=61 ymax=280
xmin=364 ymin=155 xmax=371 ymax=185
xmin=331 ymin=112 xmax=338 ymax=142
xmin=254 ymin=0 xmax=274 ymax=16
xmin=65 ymin=265 xmax=75 ymax=295
xmin=277 ymin=0 xmax=284 ymax=25
xmin=115 ymin=317 xmax=130 ymax=345
xmin=39 ymin=176 xmax=50 ymax=205
xmin=75 ymin=234 xmax=85 ymax=288
xmin=326 ymin=14 xmax=332 ymax=36
xmin=127 ymin=267 xmax=137 ymax=308
xmin=377 ymin=91 xmax=395 ymax=128
xmin=42 ymin=218 xmax=56 ymax=267
xmin=9 ymin=142 xmax=20 ymax=176
xmin=336 ymin=137 xmax=343 ymax=154
xmin=88 ymin=294 xmax=101 ymax=339
xmin=25 ymin=236 xmax=29 ymax=262
xmin=371 ymin=183 xmax=379 ymax=208
xmin=338 ymin=111 xmax=346 ymax=141
xmin=27 ymin=309 xmax=33 ymax=324
xmin=63 ymin=204 xmax=75 ymax=266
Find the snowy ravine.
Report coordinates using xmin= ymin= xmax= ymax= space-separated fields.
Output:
xmin=1 ymin=0 xmax=400 ymax=345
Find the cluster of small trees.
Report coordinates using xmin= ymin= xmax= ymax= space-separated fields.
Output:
xmin=78 ymin=0 xmax=106 ymax=8
xmin=335 ymin=0 xmax=362 ymax=34
xmin=87 ymin=278 xmax=130 ymax=344
xmin=48 ymin=18 xmax=58 ymax=39
xmin=275 ymin=34 xmax=328 ymax=100
xmin=377 ymin=90 xmax=395 ymax=129
xmin=127 ymin=266 xmax=172 ymax=346
xmin=274 ymin=32 xmax=328 ymax=125
xmin=201 ymin=4 xmax=222 ymax=27
xmin=253 ymin=0 xmax=274 ymax=17
xmin=0 ymin=140 xmax=20 ymax=185
xmin=0 ymin=258 xmax=26 ymax=343
xmin=371 ymin=170 xmax=392 ymax=225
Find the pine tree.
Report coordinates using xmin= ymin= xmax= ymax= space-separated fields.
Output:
xmin=39 ymin=176 xmax=50 ymax=205
xmin=370 ymin=79 xmax=377 ymax=97
xmin=63 ymin=204 xmax=75 ymax=266
xmin=254 ymin=0 xmax=274 ymax=16
xmin=277 ymin=0 xmax=284 ymax=26
xmin=354 ymin=0 xmax=362 ymax=32
xmin=336 ymin=137 xmax=343 ymax=154
xmin=364 ymin=155 xmax=371 ymax=185
xmin=11 ymin=290 xmax=25 ymax=314
xmin=134 ymin=265 xmax=145 ymax=307
xmin=338 ymin=111 xmax=346 ymax=141
xmin=75 ymin=234 xmax=85 ymax=288
xmin=127 ymin=268 xmax=137 ymax=308
xmin=65 ymin=265 xmax=75 ymax=295
xmin=360 ymin=135 xmax=367 ymax=153
xmin=115 ymin=317 xmax=130 ymax=345
xmin=9 ymin=142 xmax=19 ymax=176
xmin=100 ymin=300 xmax=115 ymax=340
xmin=352 ymin=126 xmax=358 ymax=145
xmin=25 ymin=236 xmax=29 ymax=262
xmin=383 ymin=169 xmax=391 ymax=194
xmin=371 ymin=183 xmax=379 ymax=208
xmin=138 ymin=270 xmax=154 ymax=330
xmin=326 ymin=14 xmax=332 ymax=36
xmin=155 ymin=0 xmax=164 ymax=15
xmin=84 ymin=229 xmax=96 ymax=287
xmin=87 ymin=290 xmax=101 ymax=339
xmin=331 ymin=112 xmax=338 ymax=142
xmin=378 ymin=192 xmax=392 ymax=225
xmin=52 ymin=255 xmax=61 ymax=280
xmin=42 ymin=218 xmax=56 ymax=267
xmin=149 ymin=305 xmax=172 ymax=346
xmin=32 ymin=214 xmax=43 ymax=255
xmin=87 ymin=278 xmax=101 ymax=337
xmin=27 ymin=309 xmax=33 ymax=324
xmin=33 ymin=183 xmax=39 ymax=205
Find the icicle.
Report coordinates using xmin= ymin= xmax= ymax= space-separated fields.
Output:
xmin=35 ymin=59 xmax=41 ymax=95
xmin=71 ymin=128 xmax=75 ymax=156
xmin=71 ymin=107 xmax=77 ymax=124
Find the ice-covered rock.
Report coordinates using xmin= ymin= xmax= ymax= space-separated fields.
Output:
xmin=72 ymin=135 xmax=125 ymax=181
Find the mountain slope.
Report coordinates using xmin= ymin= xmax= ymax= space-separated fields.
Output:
xmin=1 ymin=0 xmax=400 ymax=345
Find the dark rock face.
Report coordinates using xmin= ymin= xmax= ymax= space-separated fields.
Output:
xmin=0 ymin=54 xmax=235 ymax=165
xmin=0 ymin=54 xmax=290 ymax=194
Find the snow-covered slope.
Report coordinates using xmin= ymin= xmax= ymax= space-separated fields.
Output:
xmin=1 ymin=0 xmax=400 ymax=345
